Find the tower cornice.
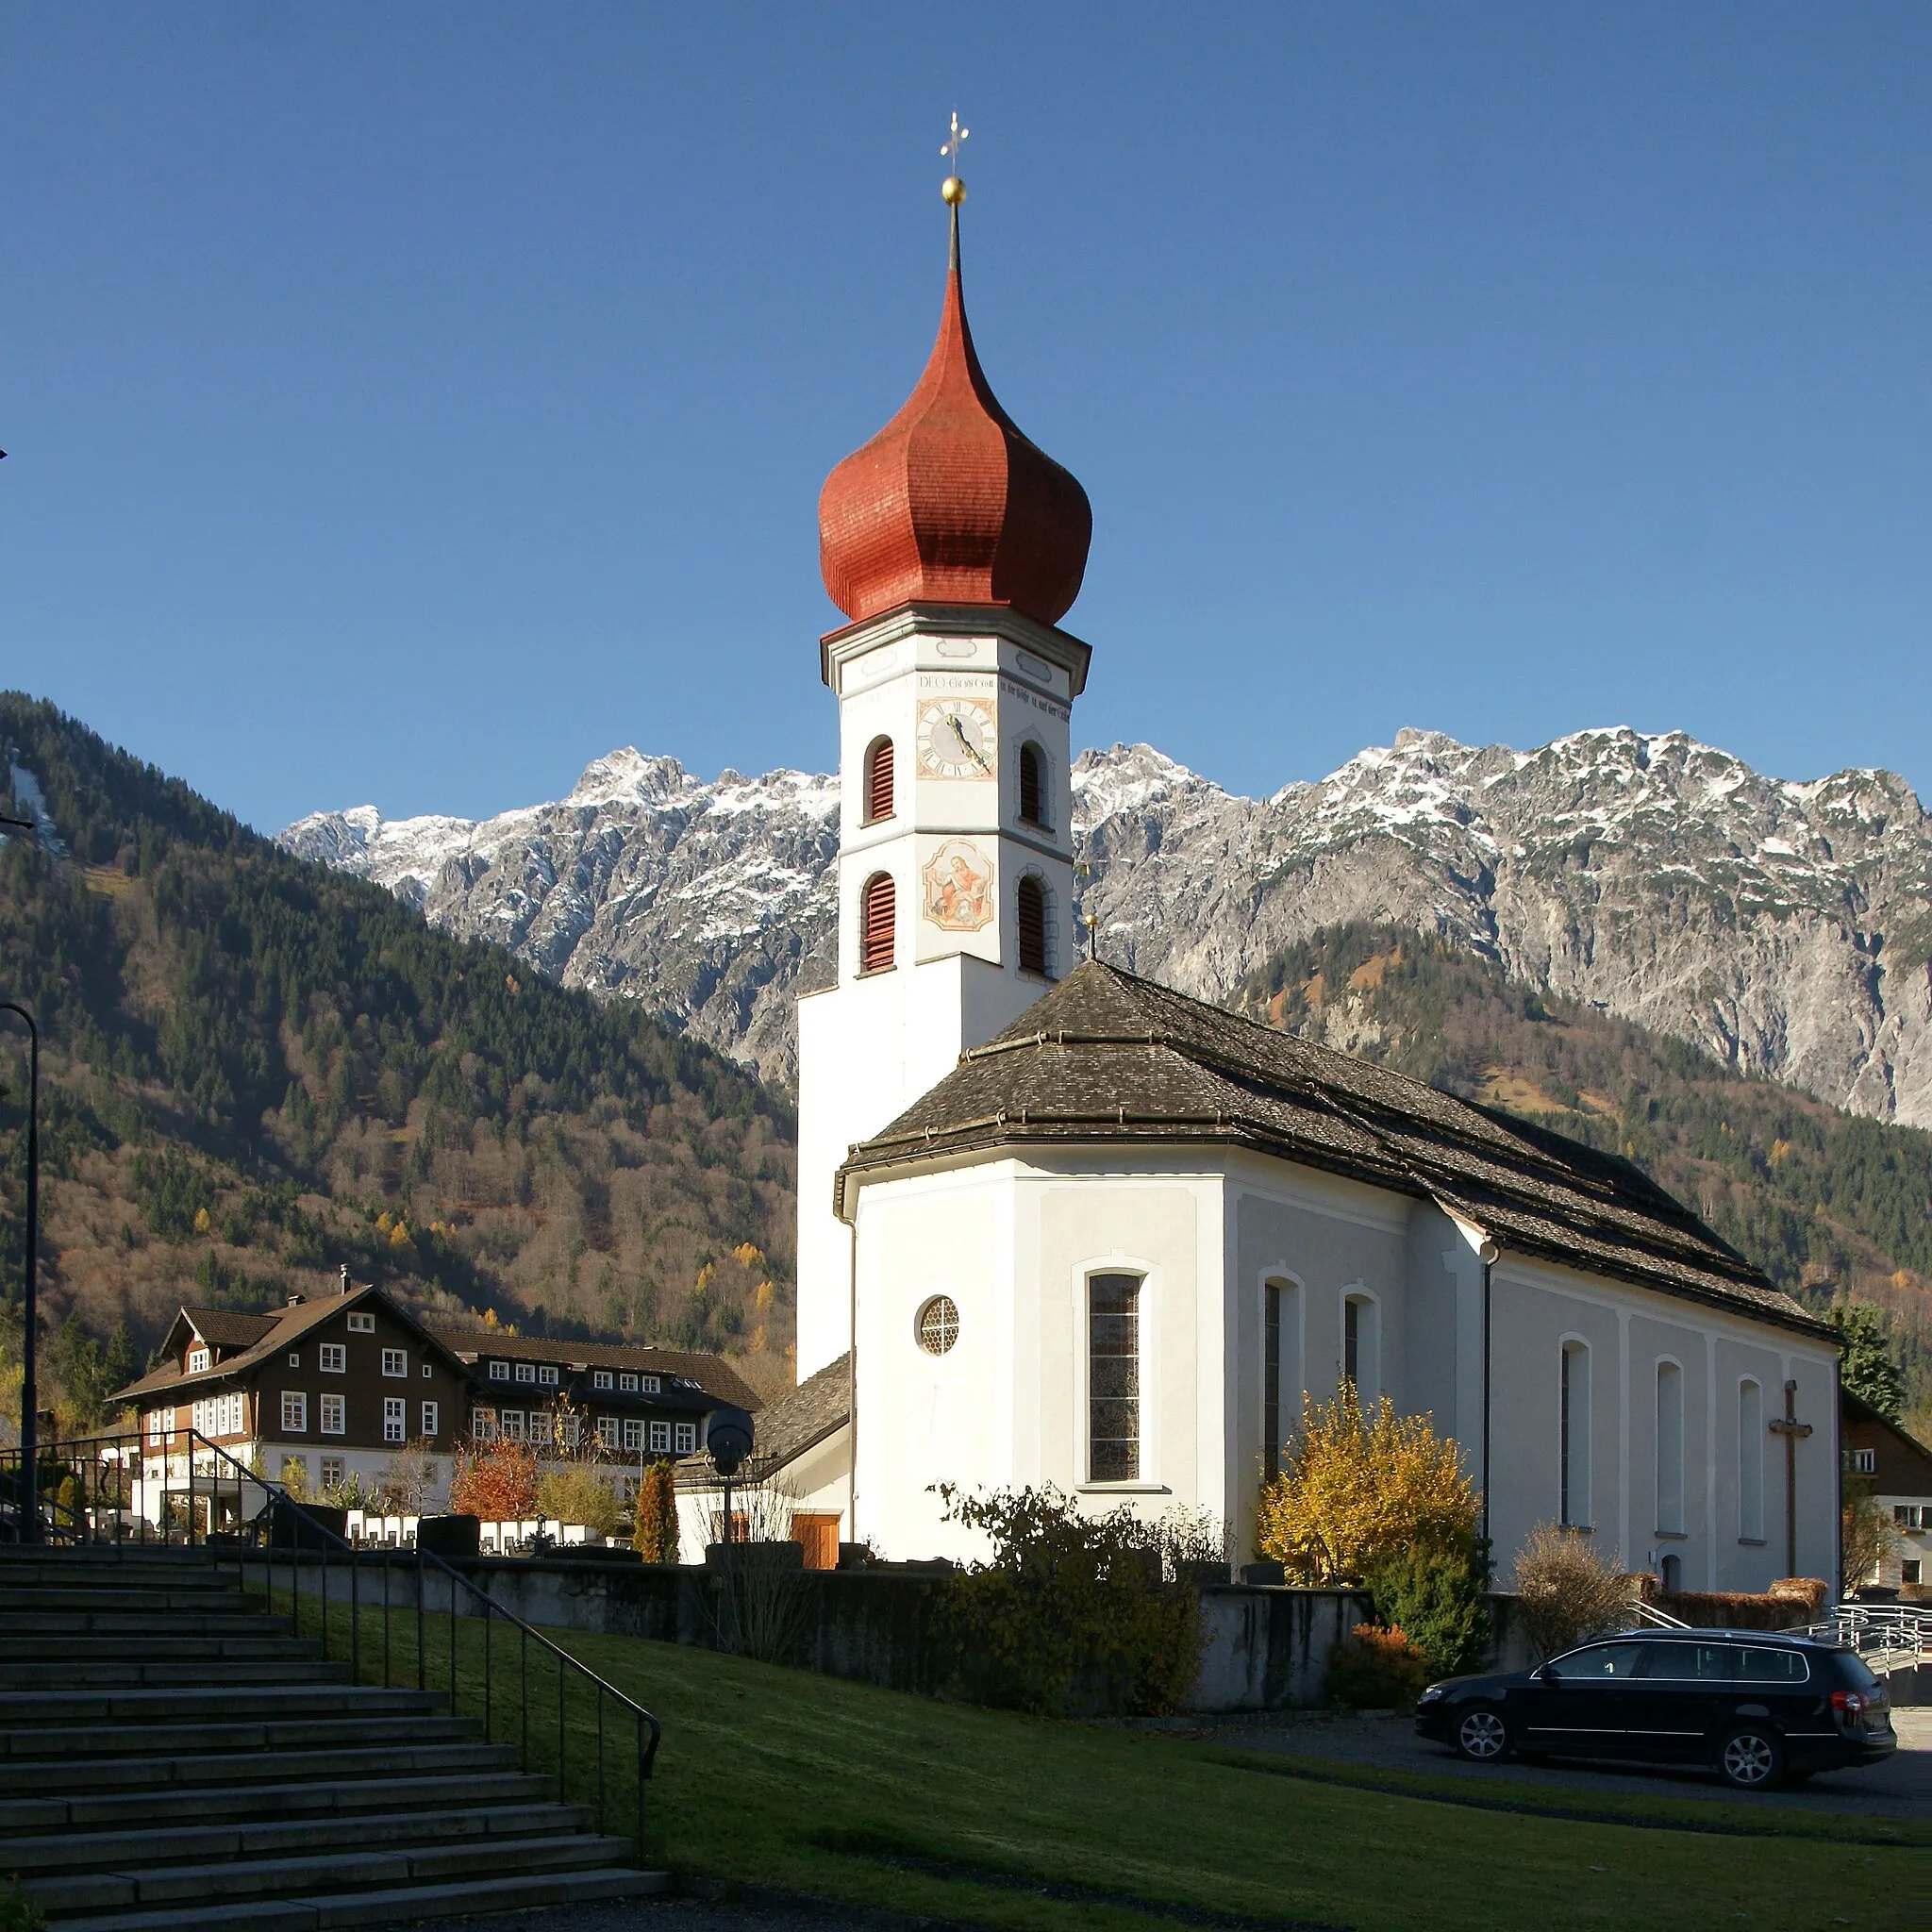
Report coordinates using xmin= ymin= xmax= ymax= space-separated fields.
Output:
xmin=820 ymin=601 xmax=1092 ymax=700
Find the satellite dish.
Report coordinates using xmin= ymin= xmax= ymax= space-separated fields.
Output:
xmin=705 ymin=1406 xmax=754 ymax=1478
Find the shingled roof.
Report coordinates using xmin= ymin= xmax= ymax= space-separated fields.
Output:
xmin=676 ymin=1352 xmax=850 ymax=1490
xmin=835 ymin=959 xmax=1827 ymax=1339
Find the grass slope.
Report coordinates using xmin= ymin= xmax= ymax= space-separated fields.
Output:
xmin=276 ymin=1590 xmax=1928 ymax=1932
xmin=0 ymin=692 xmax=796 ymax=1407
xmin=1239 ymin=924 xmax=1932 ymax=1417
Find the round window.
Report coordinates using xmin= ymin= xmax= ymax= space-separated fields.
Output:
xmin=915 ymin=1295 xmax=959 ymax=1356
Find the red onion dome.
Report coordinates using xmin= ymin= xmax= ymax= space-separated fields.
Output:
xmin=819 ymin=208 xmax=1092 ymax=628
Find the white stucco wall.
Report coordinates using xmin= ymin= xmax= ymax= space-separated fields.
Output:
xmin=794 ymin=610 xmax=1085 ymax=1379
xmin=841 ymin=1143 xmax=1841 ymax=1590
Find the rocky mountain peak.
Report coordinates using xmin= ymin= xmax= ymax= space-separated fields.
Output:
xmin=285 ymin=730 xmax=1932 ymax=1125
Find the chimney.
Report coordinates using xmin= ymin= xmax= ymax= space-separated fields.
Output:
xmin=287 ymin=1292 xmax=306 ymax=1307
xmin=340 ymin=1263 xmax=352 ymax=1295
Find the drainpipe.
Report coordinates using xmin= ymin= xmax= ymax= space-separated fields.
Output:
xmin=1478 ymin=1240 xmax=1498 ymax=1562
xmin=846 ymin=1224 xmax=858 ymax=1548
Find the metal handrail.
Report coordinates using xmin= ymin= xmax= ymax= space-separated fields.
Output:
xmin=1622 ymin=1597 xmax=1692 ymax=1630
xmin=0 ymin=1429 xmax=662 ymax=1860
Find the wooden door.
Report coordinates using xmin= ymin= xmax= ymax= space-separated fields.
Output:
xmin=791 ymin=1512 xmax=841 ymax=1570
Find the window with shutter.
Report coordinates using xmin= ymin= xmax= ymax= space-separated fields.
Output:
xmin=860 ymin=873 xmax=896 ymax=972
xmin=1017 ymin=874 xmax=1048 ymax=975
xmin=864 ymin=737 xmax=895 ymax=822
xmin=1018 ymin=742 xmax=1046 ymax=826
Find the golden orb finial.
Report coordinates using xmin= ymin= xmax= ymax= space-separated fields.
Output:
xmin=940 ymin=110 xmax=969 ymax=206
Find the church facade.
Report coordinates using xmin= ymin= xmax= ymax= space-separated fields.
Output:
xmin=784 ymin=180 xmax=1841 ymax=1592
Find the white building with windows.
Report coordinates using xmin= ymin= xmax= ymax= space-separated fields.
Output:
xmin=789 ymin=184 xmax=1842 ymax=1588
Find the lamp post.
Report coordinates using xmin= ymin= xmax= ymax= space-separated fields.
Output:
xmin=0 ymin=1001 xmax=40 ymax=1543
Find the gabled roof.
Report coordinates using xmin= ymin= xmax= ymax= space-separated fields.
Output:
xmin=427 ymin=1328 xmax=763 ymax=1413
xmin=177 ymin=1309 xmax=279 ymax=1353
xmin=677 ymin=1352 xmax=849 ymax=1490
xmin=112 ymin=1286 xmax=475 ymax=1405
xmin=836 ymin=960 xmax=1828 ymax=1339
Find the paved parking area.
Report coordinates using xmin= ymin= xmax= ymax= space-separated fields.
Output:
xmin=1187 ymin=1704 xmax=1932 ymax=1820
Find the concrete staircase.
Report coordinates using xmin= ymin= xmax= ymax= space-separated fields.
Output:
xmin=0 ymin=1545 xmax=669 ymax=1929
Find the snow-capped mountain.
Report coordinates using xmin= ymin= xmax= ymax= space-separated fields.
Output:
xmin=281 ymin=727 xmax=1932 ymax=1126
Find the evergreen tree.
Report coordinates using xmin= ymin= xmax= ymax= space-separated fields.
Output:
xmin=1827 ymin=1301 xmax=1907 ymax=1422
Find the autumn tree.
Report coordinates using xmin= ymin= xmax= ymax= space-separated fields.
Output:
xmin=1256 ymin=1386 xmax=1477 ymax=1585
xmin=449 ymin=1440 xmax=538 ymax=1522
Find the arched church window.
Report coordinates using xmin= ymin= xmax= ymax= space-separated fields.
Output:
xmin=1089 ymin=1273 xmax=1141 ymax=1482
xmin=1017 ymin=874 xmax=1049 ymax=976
xmin=1559 ymin=1341 xmax=1591 ymax=1528
xmin=915 ymin=1296 xmax=958 ymax=1356
xmin=1342 ymin=1292 xmax=1379 ymax=1404
xmin=863 ymin=737 xmax=895 ymax=824
xmin=1018 ymin=741 xmax=1048 ymax=828
xmin=859 ymin=873 xmax=895 ymax=973
xmin=1738 ymin=1378 xmax=1764 ymax=1542
xmin=1656 ymin=1359 xmax=1685 ymax=1535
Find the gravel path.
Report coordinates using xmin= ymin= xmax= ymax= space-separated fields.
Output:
xmin=1181 ymin=1703 xmax=1932 ymax=1821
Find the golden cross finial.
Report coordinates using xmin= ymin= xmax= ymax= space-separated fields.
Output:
xmin=941 ymin=110 xmax=969 ymax=205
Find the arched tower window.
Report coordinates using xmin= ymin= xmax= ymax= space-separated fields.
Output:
xmin=1017 ymin=874 xmax=1049 ymax=976
xmin=1018 ymin=741 xmax=1048 ymax=827
xmin=859 ymin=873 xmax=895 ymax=973
xmin=863 ymin=736 xmax=895 ymax=824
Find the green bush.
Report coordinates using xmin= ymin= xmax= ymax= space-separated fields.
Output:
xmin=935 ymin=1485 xmax=1203 ymax=1718
xmin=534 ymin=1462 xmax=625 ymax=1538
xmin=0 ymin=1880 xmax=47 ymax=1932
xmin=1362 ymin=1541 xmax=1491 ymax=1679
xmin=1324 ymin=1624 xmax=1433 ymax=1711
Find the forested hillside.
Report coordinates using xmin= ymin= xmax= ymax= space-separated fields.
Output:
xmin=0 ymin=694 xmax=797 ymax=1426
xmin=1240 ymin=925 xmax=1932 ymax=1425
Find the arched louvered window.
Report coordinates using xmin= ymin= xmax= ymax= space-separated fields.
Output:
xmin=863 ymin=736 xmax=894 ymax=824
xmin=1017 ymin=874 xmax=1048 ymax=975
xmin=1018 ymin=741 xmax=1047 ymax=827
xmin=859 ymin=873 xmax=896 ymax=973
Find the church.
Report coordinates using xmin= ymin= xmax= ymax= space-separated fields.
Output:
xmin=760 ymin=167 xmax=1841 ymax=1593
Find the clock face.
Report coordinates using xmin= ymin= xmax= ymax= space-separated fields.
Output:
xmin=916 ymin=697 xmax=996 ymax=779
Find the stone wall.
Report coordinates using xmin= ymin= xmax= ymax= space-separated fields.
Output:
xmin=334 ymin=1553 xmax=1391 ymax=1712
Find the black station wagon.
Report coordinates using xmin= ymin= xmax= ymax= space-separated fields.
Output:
xmin=1413 ymin=1629 xmax=1895 ymax=1789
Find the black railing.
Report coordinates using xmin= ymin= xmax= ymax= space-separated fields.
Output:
xmin=0 ymin=1431 xmax=662 ymax=1859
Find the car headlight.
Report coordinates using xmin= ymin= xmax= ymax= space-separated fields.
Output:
xmin=1417 ymin=1686 xmax=1444 ymax=1704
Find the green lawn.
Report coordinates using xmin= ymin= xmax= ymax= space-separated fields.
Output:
xmin=269 ymin=1585 xmax=1928 ymax=1932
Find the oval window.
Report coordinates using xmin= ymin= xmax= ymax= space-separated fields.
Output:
xmin=915 ymin=1295 xmax=959 ymax=1356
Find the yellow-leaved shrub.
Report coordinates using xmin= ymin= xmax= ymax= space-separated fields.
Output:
xmin=1256 ymin=1384 xmax=1476 ymax=1585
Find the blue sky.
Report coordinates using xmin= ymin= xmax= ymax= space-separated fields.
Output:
xmin=5 ymin=5 xmax=1928 ymax=831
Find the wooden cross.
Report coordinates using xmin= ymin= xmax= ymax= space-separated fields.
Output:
xmin=1767 ymin=1378 xmax=1813 ymax=1580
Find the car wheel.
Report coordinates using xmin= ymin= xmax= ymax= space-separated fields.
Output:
xmin=1717 ymin=1725 xmax=1785 ymax=1790
xmin=1453 ymin=1704 xmax=1511 ymax=1764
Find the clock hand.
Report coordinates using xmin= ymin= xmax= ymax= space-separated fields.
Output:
xmin=949 ymin=715 xmax=991 ymax=772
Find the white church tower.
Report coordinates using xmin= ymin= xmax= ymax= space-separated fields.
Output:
xmin=794 ymin=175 xmax=1096 ymax=1377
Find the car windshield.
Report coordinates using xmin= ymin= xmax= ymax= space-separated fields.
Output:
xmin=1546 ymin=1641 xmax=1646 ymax=1679
xmin=1837 ymin=1654 xmax=1881 ymax=1691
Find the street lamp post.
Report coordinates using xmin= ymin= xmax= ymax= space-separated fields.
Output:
xmin=0 ymin=1001 xmax=40 ymax=1543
